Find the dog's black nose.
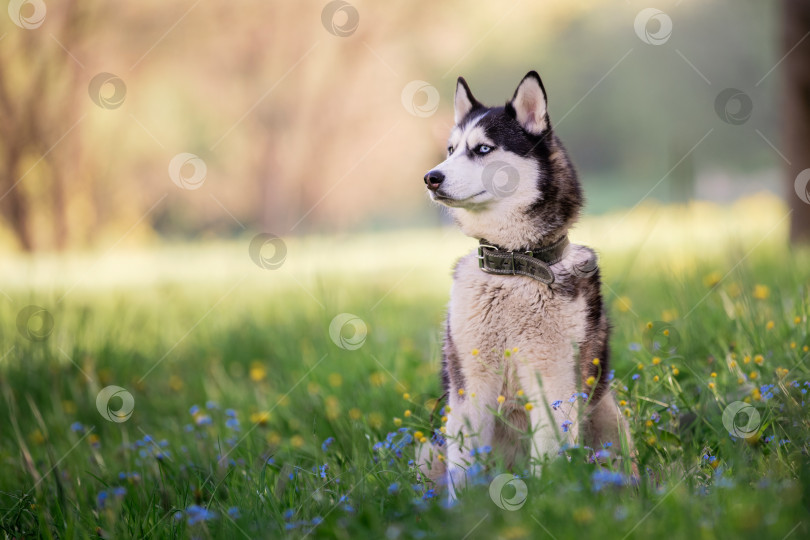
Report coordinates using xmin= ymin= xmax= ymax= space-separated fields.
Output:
xmin=424 ymin=170 xmax=445 ymax=191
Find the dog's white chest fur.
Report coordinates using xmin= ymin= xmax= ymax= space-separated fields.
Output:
xmin=448 ymin=251 xmax=587 ymax=397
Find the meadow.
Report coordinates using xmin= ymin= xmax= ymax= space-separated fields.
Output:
xmin=1 ymin=195 xmax=809 ymax=539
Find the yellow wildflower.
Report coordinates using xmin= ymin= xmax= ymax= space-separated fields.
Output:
xmin=752 ymin=284 xmax=770 ymax=300
xmin=249 ymin=363 xmax=267 ymax=382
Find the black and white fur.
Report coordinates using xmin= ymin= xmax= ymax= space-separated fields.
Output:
xmin=419 ymin=72 xmax=633 ymax=496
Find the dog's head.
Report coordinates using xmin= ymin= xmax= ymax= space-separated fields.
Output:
xmin=424 ymin=72 xmax=582 ymax=250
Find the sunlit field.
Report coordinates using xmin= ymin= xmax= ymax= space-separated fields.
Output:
xmin=2 ymin=195 xmax=810 ymax=539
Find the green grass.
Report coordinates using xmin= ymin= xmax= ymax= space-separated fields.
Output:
xmin=1 ymin=203 xmax=810 ymax=539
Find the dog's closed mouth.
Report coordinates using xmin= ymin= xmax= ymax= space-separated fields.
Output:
xmin=432 ymin=190 xmax=487 ymax=206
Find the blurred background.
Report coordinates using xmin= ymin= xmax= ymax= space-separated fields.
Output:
xmin=0 ymin=0 xmax=808 ymax=257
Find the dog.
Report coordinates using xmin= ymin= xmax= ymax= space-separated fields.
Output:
xmin=418 ymin=71 xmax=634 ymax=496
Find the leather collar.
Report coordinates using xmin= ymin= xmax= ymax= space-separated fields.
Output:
xmin=477 ymin=235 xmax=569 ymax=284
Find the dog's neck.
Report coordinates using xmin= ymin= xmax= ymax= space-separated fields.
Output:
xmin=453 ymin=206 xmax=573 ymax=252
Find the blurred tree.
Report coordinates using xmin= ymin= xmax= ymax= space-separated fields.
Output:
xmin=0 ymin=0 xmax=88 ymax=251
xmin=783 ymin=0 xmax=810 ymax=243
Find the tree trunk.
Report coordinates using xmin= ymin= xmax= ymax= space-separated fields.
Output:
xmin=783 ymin=0 xmax=810 ymax=244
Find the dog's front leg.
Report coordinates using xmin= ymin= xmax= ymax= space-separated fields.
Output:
xmin=444 ymin=392 xmax=495 ymax=500
xmin=518 ymin=363 xmax=578 ymax=475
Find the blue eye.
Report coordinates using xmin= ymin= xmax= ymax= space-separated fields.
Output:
xmin=476 ymin=145 xmax=493 ymax=155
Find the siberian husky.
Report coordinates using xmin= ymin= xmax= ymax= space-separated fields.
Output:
xmin=420 ymin=72 xmax=634 ymax=496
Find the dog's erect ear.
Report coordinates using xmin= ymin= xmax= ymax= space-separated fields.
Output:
xmin=454 ymin=77 xmax=481 ymax=124
xmin=510 ymin=71 xmax=548 ymax=135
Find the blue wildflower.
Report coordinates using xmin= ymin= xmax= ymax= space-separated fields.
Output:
xmin=227 ymin=507 xmax=240 ymax=518
xmin=70 ymin=422 xmax=84 ymax=433
xmin=632 ymin=374 xmax=640 ymax=381
xmin=470 ymin=445 xmax=492 ymax=457
xmin=431 ymin=429 xmax=446 ymax=447
xmin=186 ymin=504 xmax=217 ymax=525
xmin=225 ymin=418 xmax=240 ymax=431
xmin=562 ymin=420 xmax=573 ymax=432
xmin=388 ymin=482 xmax=399 ymax=494
xmin=111 ymin=486 xmax=126 ymax=497
xmin=591 ymin=470 xmax=627 ymax=491
xmin=551 ymin=400 xmax=563 ymax=410
xmin=321 ymin=437 xmax=335 ymax=452
xmin=206 ymin=400 xmax=219 ymax=409
xmin=629 ymin=342 xmax=641 ymax=351
xmin=189 ymin=405 xmax=200 ymax=416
